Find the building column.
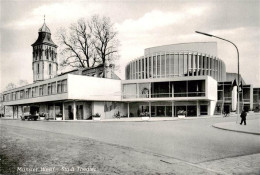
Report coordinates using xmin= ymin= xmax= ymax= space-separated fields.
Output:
xmin=127 ymin=102 xmax=130 ymax=118
xmin=62 ymin=102 xmax=65 ymax=120
xmin=207 ymin=101 xmax=210 ymax=116
xmin=172 ymin=101 xmax=174 ymax=117
xmin=13 ymin=106 xmax=14 ymax=119
xmin=17 ymin=106 xmax=19 ymax=118
xmin=53 ymin=104 xmax=56 ymax=120
xmin=149 ymin=101 xmax=151 ymax=118
xmin=73 ymin=101 xmax=76 ymax=120
xmin=21 ymin=106 xmax=23 ymax=116
xmin=197 ymin=101 xmax=200 ymax=117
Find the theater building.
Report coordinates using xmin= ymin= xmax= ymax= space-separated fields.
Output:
xmin=1 ymin=22 xmax=259 ymax=120
xmin=122 ymin=43 xmax=259 ymax=117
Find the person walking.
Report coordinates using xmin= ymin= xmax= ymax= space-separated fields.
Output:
xmin=240 ymin=110 xmax=247 ymax=125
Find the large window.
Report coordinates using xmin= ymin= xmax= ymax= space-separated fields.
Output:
xmin=20 ymin=90 xmax=24 ymax=99
xmin=51 ymin=82 xmax=56 ymax=94
xmin=188 ymin=80 xmax=205 ymax=97
xmin=49 ymin=64 xmax=52 ymax=75
xmin=39 ymin=85 xmax=43 ymax=96
xmin=174 ymin=81 xmax=186 ymax=97
xmin=224 ymin=83 xmax=232 ymax=101
xmin=61 ymin=80 xmax=67 ymax=92
xmin=43 ymin=84 xmax=47 ymax=95
xmin=57 ymin=81 xmax=62 ymax=93
xmin=151 ymin=82 xmax=171 ymax=98
xmin=37 ymin=63 xmax=40 ymax=74
xmin=48 ymin=83 xmax=52 ymax=95
xmin=242 ymin=86 xmax=251 ymax=103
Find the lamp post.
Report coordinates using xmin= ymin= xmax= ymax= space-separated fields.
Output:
xmin=195 ymin=31 xmax=240 ymax=122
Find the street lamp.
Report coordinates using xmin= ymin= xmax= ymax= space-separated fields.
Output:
xmin=195 ymin=31 xmax=240 ymax=123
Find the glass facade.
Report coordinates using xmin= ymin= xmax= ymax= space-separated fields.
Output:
xmin=125 ymin=52 xmax=226 ymax=81
xmin=2 ymin=79 xmax=67 ymax=102
xmin=123 ymin=80 xmax=206 ymax=99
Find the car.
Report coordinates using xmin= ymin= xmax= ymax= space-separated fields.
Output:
xmin=21 ymin=114 xmax=38 ymax=121
xmin=20 ymin=106 xmax=39 ymax=121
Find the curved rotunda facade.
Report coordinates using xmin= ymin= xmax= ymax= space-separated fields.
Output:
xmin=125 ymin=42 xmax=226 ymax=82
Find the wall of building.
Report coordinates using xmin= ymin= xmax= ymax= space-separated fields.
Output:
xmin=206 ymin=76 xmax=217 ymax=101
xmin=126 ymin=42 xmax=226 ymax=82
xmin=2 ymin=74 xmax=68 ymax=106
xmin=68 ymin=74 xmax=121 ymax=101
xmin=144 ymin=42 xmax=218 ymax=56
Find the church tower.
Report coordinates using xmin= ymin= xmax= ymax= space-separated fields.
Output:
xmin=32 ymin=18 xmax=58 ymax=82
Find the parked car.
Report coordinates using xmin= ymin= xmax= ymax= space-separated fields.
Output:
xmin=21 ymin=114 xmax=38 ymax=121
xmin=20 ymin=106 xmax=39 ymax=121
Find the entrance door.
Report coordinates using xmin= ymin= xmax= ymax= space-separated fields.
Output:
xmin=200 ymin=105 xmax=208 ymax=115
xmin=76 ymin=105 xmax=83 ymax=120
xmin=223 ymin=104 xmax=230 ymax=114
xmin=68 ymin=105 xmax=73 ymax=120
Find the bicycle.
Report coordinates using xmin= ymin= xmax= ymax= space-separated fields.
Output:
xmin=113 ymin=112 xmax=121 ymax=119
xmin=223 ymin=111 xmax=230 ymax=117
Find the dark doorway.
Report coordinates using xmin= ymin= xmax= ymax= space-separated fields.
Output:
xmin=157 ymin=106 xmax=165 ymax=116
xmin=30 ymin=106 xmax=39 ymax=115
xmin=223 ymin=104 xmax=230 ymax=114
xmin=68 ymin=105 xmax=73 ymax=120
xmin=243 ymin=105 xmax=250 ymax=112
xmin=200 ymin=105 xmax=208 ymax=115
xmin=187 ymin=106 xmax=197 ymax=117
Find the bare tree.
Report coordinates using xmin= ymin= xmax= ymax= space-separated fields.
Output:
xmin=57 ymin=18 xmax=93 ymax=68
xmin=90 ymin=15 xmax=119 ymax=66
xmin=57 ymin=15 xmax=119 ymax=69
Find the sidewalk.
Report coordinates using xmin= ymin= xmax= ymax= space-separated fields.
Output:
xmin=212 ymin=119 xmax=260 ymax=135
xmin=42 ymin=115 xmax=223 ymax=122
xmin=103 ymin=115 xmax=223 ymax=122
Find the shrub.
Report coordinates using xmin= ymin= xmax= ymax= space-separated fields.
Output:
xmin=93 ymin=113 xmax=101 ymax=118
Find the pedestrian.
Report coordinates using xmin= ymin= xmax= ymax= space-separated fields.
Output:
xmin=240 ymin=110 xmax=247 ymax=125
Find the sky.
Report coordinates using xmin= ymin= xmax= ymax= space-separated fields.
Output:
xmin=0 ymin=0 xmax=259 ymax=92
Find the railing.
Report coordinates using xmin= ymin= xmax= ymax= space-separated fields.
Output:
xmin=123 ymin=92 xmax=206 ymax=99
xmin=151 ymin=93 xmax=171 ymax=98
xmin=174 ymin=92 xmax=205 ymax=97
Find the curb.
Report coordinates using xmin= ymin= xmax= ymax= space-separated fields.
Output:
xmin=42 ymin=115 xmax=224 ymax=123
xmin=212 ymin=124 xmax=260 ymax=135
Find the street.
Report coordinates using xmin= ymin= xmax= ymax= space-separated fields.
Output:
xmin=1 ymin=116 xmax=260 ymax=174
